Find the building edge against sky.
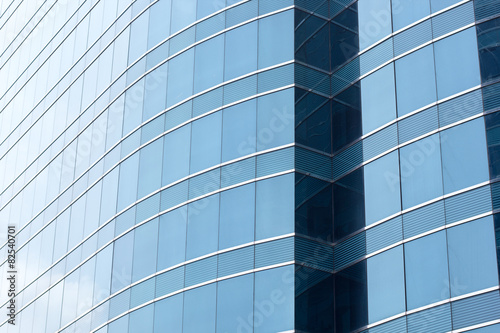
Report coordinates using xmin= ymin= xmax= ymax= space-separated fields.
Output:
xmin=1 ymin=0 xmax=500 ymax=332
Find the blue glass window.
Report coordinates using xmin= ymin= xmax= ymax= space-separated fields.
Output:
xmin=430 ymin=0 xmax=461 ymax=13
xmin=186 ymin=194 xmax=219 ymax=259
xmin=400 ymin=134 xmax=443 ymax=209
xmin=194 ymin=35 xmax=224 ymax=94
xmin=257 ymin=89 xmax=294 ymax=151
xmin=358 ymin=0 xmax=392 ymax=50
xmin=132 ymin=219 xmax=158 ymax=282
xmin=148 ymin=0 xmax=171 ymax=48
xmin=392 ymin=0 xmax=430 ymax=31
xmin=405 ymin=231 xmax=449 ymax=310
xmin=219 ymin=183 xmax=255 ymax=250
xmin=254 ymin=265 xmax=294 ymax=333
xmin=395 ymin=45 xmax=436 ymax=116
xmin=167 ymin=48 xmax=194 ymax=108
xmin=154 ymin=294 xmax=183 ymax=332
xmin=183 ymin=283 xmax=217 ymax=333
xmin=367 ymin=246 xmax=406 ymax=323
xmin=109 ymin=315 xmax=129 ymax=333
xmin=143 ymin=64 xmax=168 ymax=121
xmin=434 ymin=28 xmax=481 ymax=100
xmin=447 ymin=217 xmax=499 ymax=297
xmin=157 ymin=206 xmax=187 ymax=270
xmin=258 ymin=10 xmax=294 ymax=69
xmin=440 ymin=119 xmax=489 ymax=194
xmin=129 ymin=304 xmax=154 ymax=332
xmin=216 ymin=274 xmax=254 ymax=332
xmin=361 ymin=64 xmax=397 ymax=134
xmin=138 ymin=139 xmax=163 ymax=198
xmin=171 ymin=0 xmax=196 ymax=34
xmin=190 ymin=112 xmax=222 ymax=174
xmin=364 ymin=151 xmax=401 ymax=225
xmin=111 ymin=231 xmax=134 ymax=293
xmin=225 ymin=21 xmax=258 ymax=80
xmin=128 ymin=13 xmax=149 ymax=64
xmin=163 ymin=124 xmax=191 ymax=186
xmin=222 ymin=99 xmax=257 ymax=162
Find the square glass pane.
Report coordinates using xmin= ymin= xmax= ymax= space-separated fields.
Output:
xmin=154 ymin=294 xmax=183 ymax=333
xmin=183 ymin=283 xmax=217 ymax=333
xmin=358 ymin=0 xmax=392 ymax=50
xmin=129 ymin=304 xmax=154 ymax=332
xmin=216 ymin=274 xmax=254 ymax=332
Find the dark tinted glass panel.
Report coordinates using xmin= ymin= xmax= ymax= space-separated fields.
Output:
xmin=485 ymin=111 xmax=500 ymax=179
xmin=477 ymin=17 xmax=500 ymax=83
xmin=295 ymin=10 xmax=330 ymax=71
xmin=332 ymin=83 xmax=362 ymax=153
xmin=331 ymin=3 xmax=359 ymax=71
xmin=334 ymin=168 xmax=365 ymax=241
xmin=295 ymin=100 xmax=332 ymax=153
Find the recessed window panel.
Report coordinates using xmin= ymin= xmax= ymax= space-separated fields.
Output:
xmin=157 ymin=206 xmax=187 ymax=270
xmin=163 ymin=124 xmax=191 ymax=186
xmin=256 ymin=173 xmax=294 ymax=240
xmin=331 ymin=3 xmax=359 ymax=71
xmin=434 ymin=28 xmax=481 ymax=100
xmin=183 ymin=283 xmax=217 ymax=333
xmin=447 ymin=217 xmax=499 ymax=297
xmin=219 ymin=183 xmax=255 ymax=250
xmin=485 ymin=111 xmax=500 ymax=179
xmin=167 ymin=48 xmax=194 ymax=108
xmin=138 ymin=139 xmax=163 ymax=198
xmin=334 ymin=168 xmax=365 ymax=241
xmin=190 ymin=112 xmax=222 ymax=173
xmin=258 ymin=10 xmax=294 ymax=69
xmin=364 ymin=151 xmax=401 ymax=225
xmin=361 ymin=64 xmax=397 ymax=134
xmin=400 ymin=134 xmax=443 ymax=209
xmin=405 ymin=231 xmax=449 ymax=310
xmin=440 ymin=118 xmax=489 ymax=194
xmin=186 ymin=194 xmax=219 ymax=259
xmin=392 ymin=0 xmax=430 ymax=31
xmin=216 ymin=274 xmax=254 ymax=333
xmin=225 ymin=21 xmax=258 ymax=80
xmin=395 ymin=45 xmax=436 ymax=116
xmin=332 ymin=83 xmax=362 ymax=152
xmin=358 ymin=0 xmax=392 ymax=50
xmin=477 ymin=17 xmax=500 ymax=83
xmin=194 ymin=35 xmax=224 ymax=94
xmin=222 ymin=99 xmax=257 ymax=162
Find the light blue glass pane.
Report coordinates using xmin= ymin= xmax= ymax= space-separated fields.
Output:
xmin=154 ymin=294 xmax=183 ymax=333
xmin=194 ymin=35 xmax=224 ymax=94
xmin=392 ymin=0 xmax=430 ymax=31
xmin=167 ymin=48 xmax=194 ymax=108
xmin=157 ymin=206 xmax=187 ymax=270
xmin=257 ymin=88 xmax=294 ymax=151
xmin=123 ymin=79 xmax=145 ymax=134
xmin=254 ymin=265 xmax=294 ymax=333
xmin=171 ymin=0 xmax=196 ymax=34
xmin=108 ymin=315 xmax=128 ymax=333
xmin=431 ymin=0 xmax=461 ymax=13
xmin=129 ymin=304 xmax=154 ymax=333
xmin=111 ymin=231 xmax=134 ymax=293
xmin=258 ymin=10 xmax=294 ymax=69
xmin=132 ymin=219 xmax=158 ymax=282
xmin=440 ymin=119 xmax=489 ymax=194
xmin=395 ymin=45 xmax=436 ymax=116
xmin=217 ymin=274 xmax=254 ymax=332
xmin=225 ymin=21 xmax=258 ymax=80
xmin=186 ymin=194 xmax=220 ymax=259
xmin=128 ymin=13 xmax=149 ymax=64
xmin=100 ymin=168 xmax=119 ymax=225
xmin=138 ymin=139 xmax=163 ymax=198
xmin=447 ymin=217 xmax=499 ymax=297
xmin=256 ymin=174 xmax=294 ymax=240
xmin=400 ymin=134 xmax=443 ymax=209
xmin=361 ymin=64 xmax=397 ymax=134
xmin=367 ymin=246 xmax=406 ymax=323
xmin=197 ymin=0 xmax=220 ymax=19
xmin=219 ymin=183 xmax=255 ymax=250
xmin=183 ymin=283 xmax=217 ymax=333
xmin=358 ymin=0 xmax=392 ymax=50
xmin=405 ymin=231 xmax=449 ymax=310
xmin=148 ymin=0 xmax=171 ymax=48
xmin=222 ymin=99 xmax=257 ymax=162
xmin=163 ymin=124 xmax=191 ymax=186
xmin=190 ymin=112 xmax=222 ymax=173
xmin=364 ymin=151 xmax=401 ymax=225
xmin=143 ymin=63 xmax=168 ymax=121
xmin=434 ymin=28 xmax=480 ymax=100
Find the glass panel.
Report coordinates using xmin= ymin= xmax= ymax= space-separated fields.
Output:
xmin=254 ymin=265 xmax=294 ymax=333
xmin=256 ymin=174 xmax=294 ymax=240
xmin=364 ymin=151 xmax=401 ymax=225
xmin=222 ymin=99 xmax=257 ymax=162
xmin=216 ymin=274 xmax=254 ymax=333
xmin=447 ymin=217 xmax=499 ymax=297
xmin=431 ymin=0 xmax=461 ymax=13
xmin=405 ymin=231 xmax=449 ymax=310
xmin=225 ymin=21 xmax=258 ymax=80
xmin=334 ymin=168 xmax=365 ymax=241
xmin=194 ymin=35 xmax=224 ymax=94
xmin=485 ymin=111 xmax=500 ymax=179
xmin=108 ymin=314 xmax=129 ymax=333
xmin=440 ymin=118 xmax=489 ymax=194
xmin=367 ymin=246 xmax=405 ymax=323
xmin=186 ymin=194 xmax=219 ymax=259
xmin=392 ymin=0 xmax=430 ymax=31
xmin=219 ymin=183 xmax=255 ymax=250
xmin=331 ymin=3 xmax=359 ymax=71
xmin=257 ymin=88 xmax=294 ymax=151
xmin=477 ymin=17 xmax=500 ymax=83
xmin=129 ymin=304 xmax=154 ymax=332
xmin=400 ymin=134 xmax=443 ymax=209
xmin=190 ymin=112 xmax=222 ymax=174
xmin=154 ymin=294 xmax=183 ymax=332
xmin=143 ymin=63 xmax=168 ymax=121
xmin=157 ymin=206 xmax=187 ymax=270
xmin=163 ymin=124 xmax=191 ymax=186
xmin=258 ymin=10 xmax=294 ymax=69
xmin=332 ymin=83 xmax=362 ymax=152
xmin=138 ymin=139 xmax=163 ymax=198
xmin=167 ymin=48 xmax=195 ymax=108
xmin=183 ymin=283 xmax=217 ymax=333
xmin=132 ymin=219 xmax=158 ymax=282
xmin=148 ymin=0 xmax=171 ymax=48
xmin=358 ymin=0 xmax=392 ymax=50
xmin=171 ymin=0 xmax=196 ymax=34
xmin=361 ymin=64 xmax=397 ymax=134
xmin=434 ymin=28 xmax=480 ymax=100
xmin=395 ymin=45 xmax=436 ymax=116
xmin=111 ymin=231 xmax=134 ymax=293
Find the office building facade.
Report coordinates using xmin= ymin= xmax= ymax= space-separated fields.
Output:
xmin=1 ymin=0 xmax=500 ymax=332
